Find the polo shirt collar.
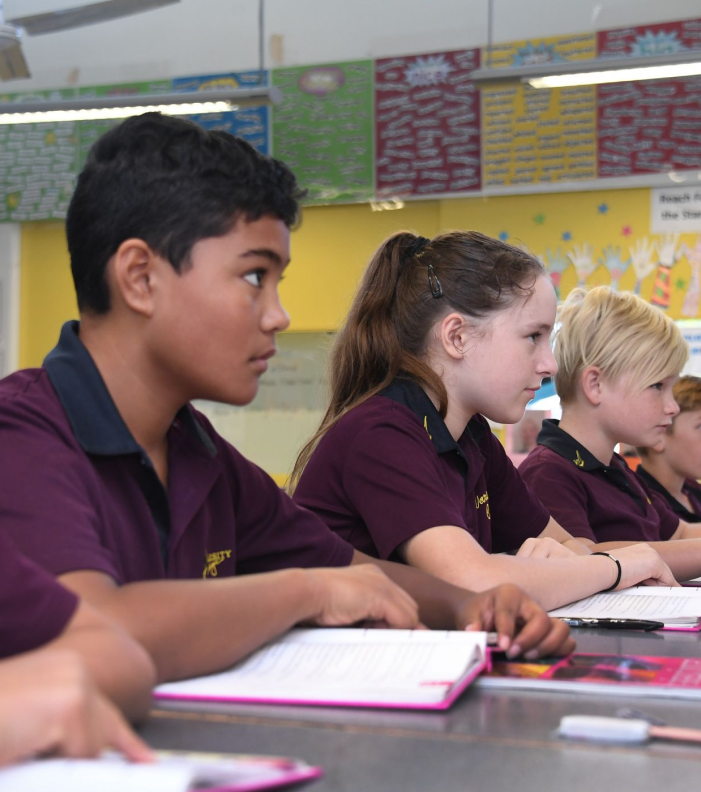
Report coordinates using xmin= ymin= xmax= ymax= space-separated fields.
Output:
xmin=44 ymin=320 xmax=216 ymax=458
xmin=379 ymin=376 xmax=486 ymax=456
xmin=536 ymin=418 xmax=605 ymax=472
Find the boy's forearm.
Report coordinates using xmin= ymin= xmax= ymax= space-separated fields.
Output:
xmin=52 ymin=617 xmax=155 ymax=722
xmin=60 ymin=569 xmax=320 ymax=684
xmin=351 ymin=551 xmax=474 ymax=629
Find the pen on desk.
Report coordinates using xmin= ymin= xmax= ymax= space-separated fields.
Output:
xmin=559 ymin=618 xmax=664 ymax=631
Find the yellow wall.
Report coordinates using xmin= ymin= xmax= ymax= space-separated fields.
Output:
xmin=281 ymin=200 xmax=440 ymax=331
xmin=19 ymin=222 xmax=76 ymax=368
xmin=18 ymin=187 xmax=701 ymax=366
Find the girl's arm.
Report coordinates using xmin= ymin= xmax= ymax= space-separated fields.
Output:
xmin=399 ymin=525 xmax=677 ymax=611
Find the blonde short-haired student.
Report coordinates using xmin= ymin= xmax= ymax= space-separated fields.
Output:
xmin=519 ymin=287 xmax=701 ymax=580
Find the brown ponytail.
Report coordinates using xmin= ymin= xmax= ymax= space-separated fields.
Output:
xmin=288 ymin=230 xmax=544 ymax=493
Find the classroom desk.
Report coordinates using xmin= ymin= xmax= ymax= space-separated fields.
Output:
xmin=142 ymin=628 xmax=701 ymax=792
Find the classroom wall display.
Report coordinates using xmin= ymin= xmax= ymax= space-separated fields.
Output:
xmin=440 ymin=187 xmax=701 ymax=319
xmin=272 ymin=61 xmax=374 ymax=204
xmin=0 ymin=75 xmax=271 ymax=224
xmin=172 ymin=71 xmax=270 ymax=154
xmin=596 ymin=18 xmax=701 ymax=178
xmin=374 ymin=49 xmax=481 ymax=198
xmin=480 ymin=33 xmax=597 ymax=188
xmin=0 ymin=89 xmax=79 ymax=222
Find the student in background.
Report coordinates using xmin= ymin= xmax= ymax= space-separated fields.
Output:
xmin=0 ymin=113 xmax=573 ymax=672
xmin=635 ymin=375 xmax=701 ymax=523
xmin=290 ymin=231 xmax=676 ymax=611
xmin=519 ymin=287 xmax=701 ymax=580
xmin=0 ymin=530 xmax=154 ymax=766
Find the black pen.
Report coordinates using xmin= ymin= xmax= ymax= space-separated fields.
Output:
xmin=560 ymin=618 xmax=664 ymax=631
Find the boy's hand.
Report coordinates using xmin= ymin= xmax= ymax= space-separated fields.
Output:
xmin=516 ymin=536 xmax=577 ymax=560
xmin=304 ymin=564 xmax=422 ymax=629
xmin=0 ymin=650 xmax=153 ymax=767
xmin=458 ymin=584 xmax=575 ymax=659
xmin=614 ymin=544 xmax=679 ymax=589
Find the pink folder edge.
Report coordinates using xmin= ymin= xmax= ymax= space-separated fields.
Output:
xmin=153 ymin=649 xmax=491 ymax=712
xmin=207 ymin=764 xmax=324 ymax=792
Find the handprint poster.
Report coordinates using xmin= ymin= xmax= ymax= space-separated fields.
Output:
xmin=440 ymin=185 xmax=701 ymax=318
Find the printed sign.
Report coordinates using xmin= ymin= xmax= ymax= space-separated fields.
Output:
xmin=651 ymin=187 xmax=701 ymax=233
xmin=374 ymin=49 xmax=481 ymax=197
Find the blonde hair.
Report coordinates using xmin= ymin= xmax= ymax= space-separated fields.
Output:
xmin=554 ymin=286 xmax=688 ymax=404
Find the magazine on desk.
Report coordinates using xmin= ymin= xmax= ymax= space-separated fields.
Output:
xmin=0 ymin=750 xmax=323 ymax=792
xmin=548 ymin=586 xmax=701 ymax=631
xmin=155 ymin=628 xmax=490 ymax=710
xmin=476 ymin=653 xmax=701 ymax=700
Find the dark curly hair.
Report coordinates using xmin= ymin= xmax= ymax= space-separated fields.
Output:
xmin=66 ymin=112 xmax=305 ymax=314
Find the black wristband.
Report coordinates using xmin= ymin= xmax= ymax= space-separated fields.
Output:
xmin=592 ymin=551 xmax=622 ymax=592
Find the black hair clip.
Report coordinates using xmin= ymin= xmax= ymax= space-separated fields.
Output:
xmin=427 ymin=264 xmax=443 ymax=299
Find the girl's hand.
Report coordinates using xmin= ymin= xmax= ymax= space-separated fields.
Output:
xmin=459 ymin=583 xmax=575 ymax=660
xmin=516 ymin=536 xmax=577 ymax=560
xmin=614 ymin=544 xmax=679 ymax=589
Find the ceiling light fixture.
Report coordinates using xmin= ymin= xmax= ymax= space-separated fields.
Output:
xmin=470 ymin=49 xmax=701 ymax=89
xmin=0 ymin=86 xmax=281 ymax=125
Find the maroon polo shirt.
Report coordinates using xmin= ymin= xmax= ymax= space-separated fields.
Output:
xmin=0 ymin=321 xmax=353 ymax=584
xmin=636 ymin=465 xmax=701 ymax=524
xmin=293 ymin=377 xmax=551 ymax=558
xmin=519 ymin=419 xmax=680 ymax=543
xmin=0 ymin=531 xmax=78 ymax=658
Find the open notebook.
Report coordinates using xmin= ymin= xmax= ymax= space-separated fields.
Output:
xmin=155 ymin=628 xmax=490 ymax=710
xmin=548 ymin=586 xmax=701 ymax=631
xmin=0 ymin=751 xmax=322 ymax=792
xmin=477 ymin=652 xmax=701 ymax=700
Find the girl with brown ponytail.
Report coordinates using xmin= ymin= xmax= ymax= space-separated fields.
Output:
xmin=290 ymin=230 xmax=677 ymax=610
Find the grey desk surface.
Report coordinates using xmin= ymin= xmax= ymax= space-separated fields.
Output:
xmin=142 ymin=628 xmax=701 ymax=791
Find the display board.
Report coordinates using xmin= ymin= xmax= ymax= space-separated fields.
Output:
xmin=374 ymin=49 xmax=480 ymax=198
xmin=481 ymin=32 xmax=597 ymax=188
xmin=272 ymin=60 xmax=374 ymax=204
xmin=597 ymin=18 xmax=701 ymax=178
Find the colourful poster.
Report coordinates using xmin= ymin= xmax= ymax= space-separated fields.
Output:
xmin=374 ymin=49 xmax=480 ymax=197
xmin=272 ymin=61 xmax=373 ymax=204
xmin=597 ymin=19 xmax=701 ymax=177
xmin=76 ymin=80 xmax=171 ymax=170
xmin=0 ymin=88 xmax=78 ymax=222
xmin=481 ymin=33 xmax=597 ymax=188
xmin=172 ymin=71 xmax=270 ymax=154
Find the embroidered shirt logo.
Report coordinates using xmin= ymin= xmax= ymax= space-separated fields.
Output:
xmin=423 ymin=415 xmax=432 ymax=440
xmin=573 ymin=450 xmax=585 ymax=468
xmin=203 ymin=549 xmax=232 ymax=579
xmin=475 ymin=491 xmax=491 ymax=520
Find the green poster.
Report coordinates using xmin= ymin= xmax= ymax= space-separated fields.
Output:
xmin=272 ymin=60 xmax=373 ymax=204
xmin=0 ymin=88 xmax=78 ymax=222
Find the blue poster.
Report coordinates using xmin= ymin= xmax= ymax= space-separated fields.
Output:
xmin=172 ymin=71 xmax=270 ymax=154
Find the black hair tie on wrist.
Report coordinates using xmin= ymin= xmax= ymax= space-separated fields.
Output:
xmin=592 ymin=551 xmax=622 ymax=592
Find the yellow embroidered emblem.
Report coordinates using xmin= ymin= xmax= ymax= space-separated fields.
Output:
xmin=203 ymin=549 xmax=232 ymax=579
xmin=573 ymin=450 xmax=585 ymax=468
xmin=475 ymin=491 xmax=491 ymax=520
xmin=423 ymin=415 xmax=432 ymax=440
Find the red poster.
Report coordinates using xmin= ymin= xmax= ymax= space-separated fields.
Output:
xmin=374 ymin=49 xmax=481 ymax=197
xmin=597 ymin=19 xmax=701 ymax=177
